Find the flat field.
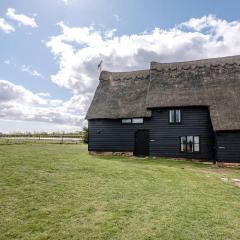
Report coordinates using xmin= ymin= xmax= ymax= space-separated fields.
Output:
xmin=0 ymin=144 xmax=240 ymax=240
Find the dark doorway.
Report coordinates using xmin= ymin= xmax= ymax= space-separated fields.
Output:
xmin=134 ymin=130 xmax=149 ymax=157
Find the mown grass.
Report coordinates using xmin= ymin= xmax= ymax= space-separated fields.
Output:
xmin=0 ymin=144 xmax=240 ymax=240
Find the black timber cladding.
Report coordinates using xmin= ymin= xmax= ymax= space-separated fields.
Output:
xmin=215 ymin=131 xmax=240 ymax=162
xmin=88 ymin=107 xmax=214 ymax=160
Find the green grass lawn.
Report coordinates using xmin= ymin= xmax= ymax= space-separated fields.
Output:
xmin=0 ymin=144 xmax=240 ymax=240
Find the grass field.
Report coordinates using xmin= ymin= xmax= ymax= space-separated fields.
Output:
xmin=0 ymin=144 xmax=240 ymax=240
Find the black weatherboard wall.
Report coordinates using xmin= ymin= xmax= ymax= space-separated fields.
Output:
xmin=215 ymin=131 xmax=240 ymax=162
xmin=88 ymin=107 xmax=214 ymax=160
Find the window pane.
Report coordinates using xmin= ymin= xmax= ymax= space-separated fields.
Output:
xmin=176 ymin=110 xmax=181 ymax=123
xmin=132 ymin=118 xmax=143 ymax=124
xmin=169 ymin=110 xmax=175 ymax=123
xmin=187 ymin=136 xmax=193 ymax=152
xmin=181 ymin=136 xmax=186 ymax=144
xmin=194 ymin=136 xmax=200 ymax=152
xmin=194 ymin=136 xmax=199 ymax=144
xmin=122 ymin=119 xmax=131 ymax=124
xmin=181 ymin=136 xmax=187 ymax=152
xmin=194 ymin=144 xmax=200 ymax=152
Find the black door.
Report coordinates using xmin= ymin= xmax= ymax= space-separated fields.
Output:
xmin=134 ymin=130 xmax=149 ymax=157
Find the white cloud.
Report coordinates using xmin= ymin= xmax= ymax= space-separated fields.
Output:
xmin=46 ymin=15 xmax=240 ymax=125
xmin=6 ymin=8 xmax=38 ymax=28
xmin=3 ymin=60 xmax=11 ymax=65
xmin=113 ymin=14 xmax=120 ymax=22
xmin=0 ymin=80 xmax=44 ymax=105
xmin=37 ymin=92 xmax=51 ymax=97
xmin=3 ymin=60 xmax=44 ymax=78
xmin=105 ymin=29 xmax=117 ymax=39
xmin=20 ymin=64 xmax=44 ymax=78
xmin=0 ymin=18 xmax=15 ymax=33
xmin=62 ymin=0 xmax=69 ymax=5
xmin=0 ymin=80 xmax=85 ymax=126
xmin=180 ymin=14 xmax=222 ymax=32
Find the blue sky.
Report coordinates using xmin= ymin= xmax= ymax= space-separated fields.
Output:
xmin=1 ymin=0 xmax=240 ymax=133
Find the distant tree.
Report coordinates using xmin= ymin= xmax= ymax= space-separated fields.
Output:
xmin=82 ymin=127 xmax=88 ymax=144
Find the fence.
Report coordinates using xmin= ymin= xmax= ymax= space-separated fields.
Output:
xmin=0 ymin=136 xmax=83 ymax=145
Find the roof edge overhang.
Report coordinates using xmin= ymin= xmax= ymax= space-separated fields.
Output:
xmin=99 ymin=69 xmax=150 ymax=81
xmin=147 ymin=105 xmax=210 ymax=110
xmin=215 ymin=129 xmax=240 ymax=133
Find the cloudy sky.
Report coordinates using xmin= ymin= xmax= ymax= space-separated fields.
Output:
xmin=1 ymin=0 xmax=240 ymax=133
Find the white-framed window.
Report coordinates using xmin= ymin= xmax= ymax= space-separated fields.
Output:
xmin=180 ymin=136 xmax=200 ymax=153
xmin=132 ymin=118 xmax=143 ymax=124
xmin=193 ymin=136 xmax=200 ymax=152
xmin=180 ymin=136 xmax=187 ymax=152
xmin=169 ymin=110 xmax=175 ymax=123
xmin=169 ymin=109 xmax=181 ymax=124
xmin=121 ymin=118 xmax=144 ymax=124
xmin=122 ymin=119 xmax=132 ymax=124
xmin=176 ymin=110 xmax=181 ymax=123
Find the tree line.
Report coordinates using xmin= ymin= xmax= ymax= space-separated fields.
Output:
xmin=0 ymin=127 xmax=89 ymax=143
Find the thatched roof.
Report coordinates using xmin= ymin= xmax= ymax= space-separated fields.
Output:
xmin=86 ymin=70 xmax=152 ymax=119
xmin=86 ymin=55 xmax=240 ymax=131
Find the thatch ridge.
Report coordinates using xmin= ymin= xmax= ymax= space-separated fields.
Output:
xmin=151 ymin=55 xmax=240 ymax=71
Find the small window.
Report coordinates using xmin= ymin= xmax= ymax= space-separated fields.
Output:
xmin=132 ymin=118 xmax=143 ymax=124
xmin=176 ymin=110 xmax=181 ymax=123
xmin=187 ymin=136 xmax=193 ymax=152
xmin=169 ymin=109 xmax=181 ymax=124
xmin=122 ymin=119 xmax=131 ymax=124
xmin=169 ymin=110 xmax=175 ymax=123
xmin=180 ymin=136 xmax=187 ymax=152
xmin=180 ymin=136 xmax=200 ymax=153
xmin=193 ymin=136 xmax=200 ymax=152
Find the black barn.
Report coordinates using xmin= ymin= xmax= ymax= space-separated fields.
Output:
xmin=86 ymin=55 xmax=240 ymax=163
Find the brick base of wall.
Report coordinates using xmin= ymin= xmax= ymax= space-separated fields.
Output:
xmin=89 ymin=151 xmax=133 ymax=157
